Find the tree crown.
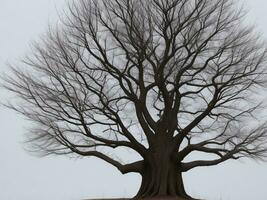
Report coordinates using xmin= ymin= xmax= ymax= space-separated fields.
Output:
xmin=3 ymin=0 xmax=267 ymax=174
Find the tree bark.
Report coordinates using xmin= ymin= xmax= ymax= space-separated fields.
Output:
xmin=134 ymin=147 xmax=195 ymax=199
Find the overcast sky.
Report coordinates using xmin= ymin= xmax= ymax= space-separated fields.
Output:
xmin=0 ymin=1 xmax=267 ymax=200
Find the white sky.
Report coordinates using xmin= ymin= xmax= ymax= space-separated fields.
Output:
xmin=0 ymin=1 xmax=267 ymax=200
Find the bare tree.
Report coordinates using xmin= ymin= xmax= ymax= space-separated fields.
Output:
xmin=3 ymin=0 xmax=267 ymax=199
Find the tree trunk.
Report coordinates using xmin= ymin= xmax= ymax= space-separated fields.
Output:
xmin=134 ymin=149 xmax=195 ymax=200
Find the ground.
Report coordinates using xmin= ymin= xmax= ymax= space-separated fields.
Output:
xmin=88 ymin=197 xmax=197 ymax=200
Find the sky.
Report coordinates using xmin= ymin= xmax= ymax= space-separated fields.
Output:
xmin=0 ymin=1 xmax=267 ymax=200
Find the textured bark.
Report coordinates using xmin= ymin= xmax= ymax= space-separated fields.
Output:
xmin=134 ymin=140 xmax=195 ymax=200
xmin=135 ymin=160 xmax=193 ymax=199
xmin=137 ymin=170 xmax=185 ymax=197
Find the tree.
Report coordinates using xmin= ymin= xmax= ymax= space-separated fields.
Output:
xmin=4 ymin=0 xmax=267 ymax=199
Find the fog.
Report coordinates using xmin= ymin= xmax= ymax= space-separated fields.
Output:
xmin=0 ymin=1 xmax=266 ymax=200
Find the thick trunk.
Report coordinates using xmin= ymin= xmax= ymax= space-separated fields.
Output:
xmin=134 ymin=149 xmax=195 ymax=199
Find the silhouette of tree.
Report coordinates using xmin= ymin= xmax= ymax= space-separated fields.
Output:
xmin=4 ymin=0 xmax=267 ymax=199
